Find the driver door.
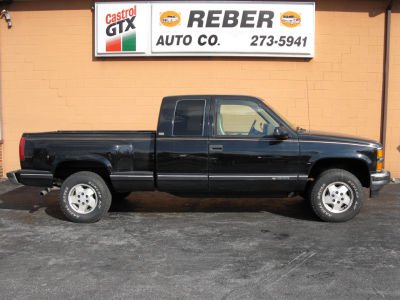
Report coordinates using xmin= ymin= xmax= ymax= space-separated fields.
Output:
xmin=208 ymin=96 xmax=299 ymax=194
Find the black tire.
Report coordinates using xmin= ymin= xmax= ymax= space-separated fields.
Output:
xmin=59 ymin=171 xmax=112 ymax=223
xmin=309 ymin=169 xmax=364 ymax=222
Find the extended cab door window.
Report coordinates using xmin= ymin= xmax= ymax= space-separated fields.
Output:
xmin=215 ymin=99 xmax=278 ymax=137
xmin=157 ymin=97 xmax=209 ymax=193
xmin=173 ymin=100 xmax=205 ymax=136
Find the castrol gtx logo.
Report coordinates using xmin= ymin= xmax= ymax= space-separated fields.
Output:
xmin=105 ymin=6 xmax=137 ymax=52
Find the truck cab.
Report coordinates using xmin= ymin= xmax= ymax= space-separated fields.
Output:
xmin=156 ymin=95 xmax=300 ymax=195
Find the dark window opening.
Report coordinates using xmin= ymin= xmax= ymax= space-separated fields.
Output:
xmin=173 ymin=100 xmax=205 ymax=136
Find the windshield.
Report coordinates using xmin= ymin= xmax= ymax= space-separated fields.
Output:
xmin=261 ymin=98 xmax=300 ymax=131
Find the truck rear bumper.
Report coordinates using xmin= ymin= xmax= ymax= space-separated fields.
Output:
xmin=370 ymin=171 xmax=391 ymax=198
xmin=7 ymin=170 xmax=53 ymax=187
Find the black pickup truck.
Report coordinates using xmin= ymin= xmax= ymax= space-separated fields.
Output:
xmin=7 ymin=95 xmax=390 ymax=223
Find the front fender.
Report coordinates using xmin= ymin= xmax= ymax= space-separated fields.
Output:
xmin=308 ymin=153 xmax=372 ymax=170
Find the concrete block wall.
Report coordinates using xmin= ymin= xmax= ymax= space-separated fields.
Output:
xmin=0 ymin=0 xmax=398 ymax=177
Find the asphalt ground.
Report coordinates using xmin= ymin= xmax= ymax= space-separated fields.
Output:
xmin=0 ymin=180 xmax=399 ymax=299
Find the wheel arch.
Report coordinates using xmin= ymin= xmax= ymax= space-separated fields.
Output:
xmin=53 ymin=159 xmax=112 ymax=185
xmin=309 ymin=158 xmax=370 ymax=188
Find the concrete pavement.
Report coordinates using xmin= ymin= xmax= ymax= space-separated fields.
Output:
xmin=0 ymin=180 xmax=399 ymax=299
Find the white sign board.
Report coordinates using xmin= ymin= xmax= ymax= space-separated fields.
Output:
xmin=95 ymin=2 xmax=315 ymax=58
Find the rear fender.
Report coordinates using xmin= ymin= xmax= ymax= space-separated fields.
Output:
xmin=51 ymin=154 xmax=112 ymax=174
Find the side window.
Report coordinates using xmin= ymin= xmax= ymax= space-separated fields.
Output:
xmin=216 ymin=99 xmax=279 ymax=136
xmin=173 ymin=100 xmax=205 ymax=136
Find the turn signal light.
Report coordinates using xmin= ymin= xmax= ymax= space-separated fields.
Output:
xmin=377 ymin=148 xmax=383 ymax=158
xmin=376 ymin=161 xmax=383 ymax=171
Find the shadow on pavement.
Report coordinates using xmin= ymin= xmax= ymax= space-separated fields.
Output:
xmin=0 ymin=185 xmax=319 ymax=222
xmin=0 ymin=186 xmax=67 ymax=221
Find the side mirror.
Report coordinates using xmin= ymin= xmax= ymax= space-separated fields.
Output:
xmin=273 ymin=126 xmax=289 ymax=139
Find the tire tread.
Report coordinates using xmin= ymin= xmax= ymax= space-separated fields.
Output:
xmin=59 ymin=171 xmax=112 ymax=223
xmin=309 ymin=168 xmax=364 ymax=222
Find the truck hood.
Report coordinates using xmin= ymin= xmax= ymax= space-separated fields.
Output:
xmin=299 ymin=130 xmax=381 ymax=148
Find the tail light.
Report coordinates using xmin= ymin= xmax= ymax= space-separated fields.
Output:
xmin=19 ymin=137 xmax=25 ymax=161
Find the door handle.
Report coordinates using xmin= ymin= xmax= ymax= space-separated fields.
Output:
xmin=209 ymin=145 xmax=223 ymax=151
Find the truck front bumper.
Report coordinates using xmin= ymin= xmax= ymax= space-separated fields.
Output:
xmin=7 ymin=169 xmax=53 ymax=187
xmin=370 ymin=171 xmax=391 ymax=198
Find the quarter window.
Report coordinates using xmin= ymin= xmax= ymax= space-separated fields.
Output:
xmin=173 ymin=100 xmax=205 ymax=136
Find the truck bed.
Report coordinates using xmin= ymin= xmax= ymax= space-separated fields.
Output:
xmin=19 ymin=130 xmax=156 ymax=191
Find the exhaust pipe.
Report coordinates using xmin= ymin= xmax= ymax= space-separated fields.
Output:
xmin=40 ymin=186 xmax=60 ymax=196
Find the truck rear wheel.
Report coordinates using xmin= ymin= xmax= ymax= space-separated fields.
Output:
xmin=309 ymin=169 xmax=364 ymax=222
xmin=59 ymin=171 xmax=112 ymax=223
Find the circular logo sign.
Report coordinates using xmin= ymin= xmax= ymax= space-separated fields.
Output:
xmin=280 ymin=11 xmax=301 ymax=28
xmin=160 ymin=11 xmax=181 ymax=27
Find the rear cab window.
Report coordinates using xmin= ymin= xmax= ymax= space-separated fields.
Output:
xmin=172 ymin=100 xmax=206 ymax=136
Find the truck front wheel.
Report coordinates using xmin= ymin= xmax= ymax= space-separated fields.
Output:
xmin=309 ymin=169 xmax=364 ymax=222
xmin=59 ymin=171 xmax=112 ymax=223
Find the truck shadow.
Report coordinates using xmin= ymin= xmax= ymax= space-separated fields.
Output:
xmin=111 ymin=192 xmax=318 ymax=221
xmin=0 ymin=186 xmax=318 ymax=222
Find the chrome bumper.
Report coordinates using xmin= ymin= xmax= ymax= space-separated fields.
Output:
xmin=7 ymin=170 xmax=53 ymax=187
xmin=370 ymin=171 xmax=391 ymax=198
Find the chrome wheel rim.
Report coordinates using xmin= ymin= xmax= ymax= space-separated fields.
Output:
xmin=322 ymin=182 xmax=354 ymax=214
xmin=68 ymin=184 xmax=98 ymax=214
